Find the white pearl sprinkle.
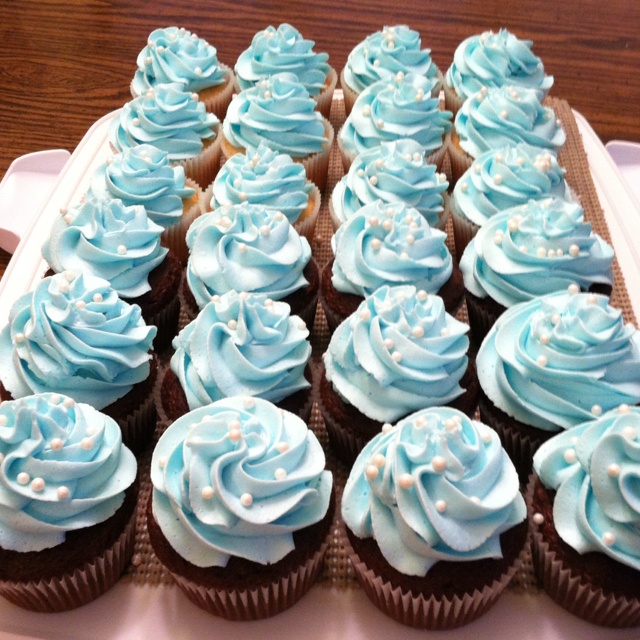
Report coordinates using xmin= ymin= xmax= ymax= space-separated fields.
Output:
xmin=587 ymin=294 xmax=598 ymax=305
xmin=391 ymin=351 xmax=403 ymax=363
xmin=470 ymin=496 xmax=481 ymax=505
xmin=228 ymin=428 xmax=242 ymax=442
xmin=117 ymin=245 xmax=127 ymax=255
xmin=415 ymin=92 xmax=423 ymax=102
xmin=264 ymin=90 xmax=272 ymax=99
xmin=238 ymin=243 xmax=248 ymax=253
xmin=81 ymin=437 xmax=94 ymax=450
xmin=440 ymin=327 xmax=449 ymax=337
xmin=369 ymin=216 xmax=380 ymax=227
xmin=607 ymin=463 xmax=621 ymax=478
xmin=557 ymin=248 xmax=564 ymax=257
xmin=243 ymin=397 xmax=255 ymax=409
xmin=298 ymin=320 xmax=307 ymax=330
xmin=374 ymin=158 xmax=384 ymax=169
xmin=145 ymin=56 xmax=152 ymax=65
xmin=15 ymin=332 xmax=25 ymax=343
xmin=618 ymin=404 xmax=631 ymax=414
xmin=382 ymin=423 xmax=393 ymax=433
xmin=227 ymin=319 xmax=238 ymax=330
xmin=482 ymin=431 xmax=493 ymax=443
xmin=548 ymin=249 xmax=556 ymax=258
xmin=17 ymin=472 xmax=30 ymax=485
xmin=132 ymin=118 xmax=140 ymax=126
xmin=360 ymin=309 xmax=371 ymax=321
xmin=31 ymin=477 xmax=45 ymax=492
xmin=373 ymin=59 xmax=380 ymax=67
xmin=569 ymin=244 xmax=580 ymax=257
xmin=591 ymin=404 xmax=603 ymax=416
xmin=444 ymin=418 xmax=457 ymax=431
xmin=563 ymin=448 xmax=577 ymax=464
xmin=357 ymin=169 xmax=365 ymax=177
xmin=372 ymin=453 xmax=386 ymax=468
xmin=602 ymin=532 xmax=616 ymax=546
xmin=507 ymin=218 xmax=519 ymax=232
xmin=58 ymin=281 xmax=70 ymax=294
xmin=202 ymin=486 xmax=214 ymax=499
xmin=0 ymin=415 xmax=6 ymax=427
xmin=415 ymin=417 xmax=427 ymax=428
xmin=435 ymin=499 xmax=447 ymax=513
xmin=371 ymin=238 xmax=382 ymax=250
xmin=474 ymin=163 xmax=481 ymax=174
xmin=494 ymin=152 xmax=504 ymax=163
xmin=57 ymin=486 xmax=70 ymax=500
xmin=365 ymin=465 xmax=379 ymax=480
xmin=568 ymin=283 xmax=580 ymax=294
xmin=622 ymin=426 xmax=638 ymax=440
xmin=259 ymin=225 xmax=270 ymax=237
xmin=493 ymin=174 xmax=503 ymax=185
xmin=276 ymin=442 xmax=289 ymax=453
xmin=156 ymin=45 xmax=165 ymax=54
xmin=460 ymin=181 xmax=469 ymax=193
xmin=417 ymin=290 xmax=428 ymax=301
xmin=399 ymin=473 xmax=414 ymax=489
xmin=275 ymin=468 xmax=287 ymax=480
xmin=240 ymin=493 xmax=253 ymax=507
xmin=239 ymin=191 xmax=247 ymax=201
xmin=382 ymin=219 xmax=392 ymax=231
xmin=211 ymin=294 xmax=221 ymax=304
xmin=516 ymin=157 xmax=525 ymax=166
xmin=369 ymin=175 xmax=378 ymax=186
xmin=383 ymin=338 xmax=394 ymax=350
xmin=551 ymin=313 xmax=561 ymax=325
xmin=519 ymin=245 xmax=528 ymax=253
xmin=536 ymin=246 xmax=547 ymax=258
xmin=533 ymin=512 xmax=545 ymax=525
xmin=406 ymin=234 xmax=415 ymax=245
xmin=500 ymin=110 xmax=508 ymax=119
xmin=93 ymin=293 xmax=103 ymax=303
xmin=63 ymin=397 xmax=75 ymax=408
xmin=376 ymin=119 xmax=384 ymax=128
xmin=75 ymin=300 xmax=86 ymax=310
xmin=50 ymin=394 xmax=61 ymax=404
xmin=540 ymin=333 xmax=550 ymax=345
xmin=494 ymin=233 xmax=503 ymax=245
xmin=412 ymin=326 xmax=424 ymax=338
xmin=432 ymin=456 xmax=446 ymax=472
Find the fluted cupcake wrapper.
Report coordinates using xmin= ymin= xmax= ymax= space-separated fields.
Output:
xmin=339 ymin=69 xmax=359 ymax=117
xmin=169 ymin=542 xmax=328 ymax=621
xmin=177 ymin=132 xmax=222 ymax=191
xmin=450 ymin=201 xmax=481 ymax=261
xmin=198 ymin=65 xmax=236 ymax=121
xmin=116 ymin=383 xmax=157 ymax=456
xmin=0 ymin=510 xmax=136 ymax=613
xmin=317 ymin=293 xmax=345 ymax=336
xmin=447 ymin=139 xmax=474 ymax=186
xmin=293 ymin=183 xmax=321 ymax=244
xmin=161 ymin=179 xmax=206 ymax=265
xmin=313 ymin=67 xmax=338 ymax=119
xmin=526 ymin=477 xmax=640 ymax=628
xmin=344 ymin=525 xmax=521 ymax=630
xmin=464 ymin=291 xmax=503 ymax=347
xmin=442 ymin=82 xmax=465 ymax=118
xmin=146 ymin=292 xmax=181 ymax=354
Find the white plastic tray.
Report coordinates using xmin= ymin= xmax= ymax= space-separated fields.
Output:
xmin=0 ymin=111 xmax=639 ymax=640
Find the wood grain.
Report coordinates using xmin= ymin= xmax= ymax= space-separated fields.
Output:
xmin=0 ymin=0 xmax=638 ymax=183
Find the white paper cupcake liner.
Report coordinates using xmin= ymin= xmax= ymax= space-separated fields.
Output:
xmin=339 ymin=68 xmax=359 ymax=116
xmin=527 ymin=477 xmax=640 ymax=628
xmin=344 ymin=527 xmax=521 ymax=630
xmin=199 ymin=65 xmax=235 ymax=120
xmin=0 ymin=509 xmax=136 ymax=612
xmin=177 ymin=132 xmax=222 ymax=191
xmin=170 ymin=542 xmax=328 ymax=620
xmin=313 ymin=67 xmax=338 ymax=119
xmin=299 ymin=118 xmax=334 ymax=192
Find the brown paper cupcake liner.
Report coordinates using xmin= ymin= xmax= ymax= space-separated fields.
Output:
xmin=293 ymin=183 xmax=322 ymax=243
xmin=0 ymin=510 xmax=136 ymax=613
xmin=339 ymin=69 xmax=359 ymax=116
xmin=198 ymin=65 xmax=236 ymax=120
xmin=464 ymin=290 xmax=503 ymax=346
xmin=451 ymin=203 xmax=481 ymax=261
xmin=169 ymin=542 xmax=328 ymax=620
xmin=160 ymin=179 xmax=206 ymax=265
xmin=177 ymin=132 xmax=221 ymax=191
xmin=447 ymin=139 xmax=474 ymax=186
xmin=442 ymin=82 xmax=464 ymax=117
xmin=527 ymin=477 xmax=640 ymax=628
xmin=313 ymin=67 xmax=338 ymax=119
xmin=317 ymin=393 xmax=365 ymax=467
xmin=116 ymin=385 xmax=157 ymax=456
xmin=344 ymin=527 xmax=522 ymax=630
xmin=147 ymin=292 xmax=181 ymax=354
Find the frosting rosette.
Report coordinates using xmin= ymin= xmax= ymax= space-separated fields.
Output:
xmin=150 ymin=396 xmax=333 ymax=567
xmin=323 ymin=285 xmax=470 ymax=423
xmin=211 ymin=141 xmax=313 ymax=224
xmin=533 ymin=406 xmax=640 ymax=570
xmin=110 ymin=83 xmax=219 ymax=161
xmin=42 ymin=195 xmax=168 ymax=299
xmin=132 ymin=27 xmax=228 ymax=95
xmin=0 ymin=272 xmax=156 ymax=410
xmin=171 ymin=290 xmax=311 ymax=409
xmin=88 ymin=144 xmax=196 ymax=230
xmin=330 ymin=201 xmax=453 ymax=296
xmin=343 ymin=25 xmax=439 ymax=94
xmin=331 ymin=139 xmax=448 ymax=228
xmin=186 ymin=202 xmax=312 ymax=309
xmin=223 ymin=72 xmax=327 ymax=158
xmin=453 ymin=144 xmax=572 ymax=228
xmin=446 ymin=29 xmax=553 ymax=104
xmin=235 ymin=24 xmax=330 ymax=96
xmin=460 ymin=198 xmax=614 ymax=307
xmin=340 ymin=73 xmax=452 ymax=156
xmin=477 ymin=290 xmax=640 ymax=432
xmin=342 ymin=406 xmax=526 ymax=575
xmin=455 ymin=85 xmax=565 ymax=159
xmin=0 ymin=393 xmax=137 ymax=553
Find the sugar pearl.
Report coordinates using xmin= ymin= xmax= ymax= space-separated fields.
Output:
xmin=435 ymin=500 xmax=447 ymax=513
xmin=536 ymin=247 xmax=547 ymax=258
xmin=494 ymin=152 xmax=504 ymax=163
xmin=383 ymin=338 xmax=394 ymax=350
xmin=362 ymin=105 xmax=371 ymax=116
xmin=417 ymin=290 xmax=428 ymax=301
xmin=275 ymin=468 xmax=287 ymax=480
xmin=365 ymin=465 xmax=379 ymax=480
xmin=14 ymin=332 xmax=25 ymax=343
xmin=591 ymin=404 xmax=603 ymax=416
xmin=276 ymin=442 xmax=289 ymax=453
xmin=440 ymin=327 xmax=449 ymax=337
xmin=93 ymin=293 xmax=103 ymax=303
xmin=202 ymin=487 xmax=214 ymax=499
xmin=587 ymin=294 xmax=598 ymax=305
xmin=31 ymin=477 xmax=45 ymax=492
xmin=0 ymin=416 xmax=6 ymax=427
xmin=17 ymin=472 xmax=30 ymax=485
xmin=623 ymin=426 xmax=637 ymax=440
xmin=551 ymin=313 xmax=561 ymax=325
xmin=398 ymin=473 xmax=414 ymax=489
xmin=493 ymin=174 xmax=503 ymax=185
xmin=376 ymin=119 xmax=384 ymax=128
xmin=391 ymin=351 xmax=403 ymax=362
xmin=460 ymin=182 xmax=469 ymax=192
xmin=238 ymin=243 xmax=247 ymax=253
xmin=81 ymin=437 xmax=94 ymax=450
xmin=564 ymin=448 xmax=577 ymax=464
xmin=412 ymin=326 xmax=424 ymax=338
xmin=382 ymin=219 xmax=392 ymax=231
xmin=228 ymin=428 xmax=242 ymax=442
xmin=371 ymin=238 xmax=382 ymax=250
xmin=500 ymin=110 xmax=508 ymax=119
xmin=360 ymin=309 xmax=371 ymax=321
xmin=382 ymin=423 xmax=393 ymax=433
xmin=369 ymin=175 xmax=378 ymax=186
xmin=618 ymin=404 xmax=631 ymax=414
xmin=607 ymin=463 xmax=621 ymax=478
xmin=540 ymin=333 xmax=550 ymax=345
xmin=63 ymin=397 xmax=75 ymax=408
xmin=569 ymin=244 xmax=580 ymax=257
xmin=533 ymin=513 xmax=545 ymax=525
xmin=432 ymin=456 xmax=446 ymax=472
xmin=602 ymin=532 xmax=616 ymax=546
xmin=568 ymin=283 xmax=580 ymax=294
xmin=357 ymin=169 xmax=365 ymax=177
xmin=470 ymin=496 xmax=481 ymax=505
xmin=243 ymin=397 xmax=255 ymax=409
xmin=57 ymin=486 xmax=70 ymax=500
xmin=240 ymin=493 xmax=253 ymax=507
xmin=117 ymin=245 xmax=127 ymax=255
xmin=444 ymin=418 xmax=457 ymax=431
xmin=228 ymin=319 xmax=238 ymax=330
xmin=373 ymin=453 xmax=386 ymax=467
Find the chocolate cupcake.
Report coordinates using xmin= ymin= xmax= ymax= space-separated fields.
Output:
xmin=530 ymin=406 xmax=640 ymax=627
xmin=319 ymin=285 xmax=478 ymax=466
xmin=342 ymin=406 xmax=527 ymax=629
xmin=0 ymin=393 xmax=138 ymax=612
xmin=148 ymin=396 xmax=334 ymax=620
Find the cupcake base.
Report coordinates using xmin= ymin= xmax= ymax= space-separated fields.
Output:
xmin=0 ymin=484 xmax=138 ymax=612
xmin=344 ymin=518 xmax=528 ymax=629
xmin=147 ymin=489 xmax=335 ymax=620
xmin=318 ymin=363 xmax=479 ymax=467
xmin=529 ymin=476 xmax=640 ymax=627
xmin=319 ymin=258 xmax=465 ymax=334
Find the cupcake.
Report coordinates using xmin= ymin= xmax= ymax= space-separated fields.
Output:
xmin=460 ymin=197 xmax=614 ymax=343
xmin=42 ymin=194 xmax=181 ymax=351
xmin=450 ymin=143 xmax=573 ymax=258
xmin=342 ymin=406 xmax=528 ymax=629
xmin=0 ymin=272 xmax=158 ymax=454
xmin=320 ymin=201 xmax=463 ymax=333
xmin=147 ymin=396 xmax=334 ymax=620
xmin=161 ymin=290 xmax=313 ymax=424
xmin=449 ymin=85 xmax=566 ymax=183
xmin=531 ymin=407 xmax=640 ymax=627
xmin=110 ymin=83 xmax=221 ymax=190
xmin=131 ymin=26 xmax=235 ymax=120
xmin=0 ymin=393 xmax=138 ymax=612
xmin=319 ymin=285 xmax=478 ymax=465
xmin=338 ymin=73 xmax=452 ymax=173
xmin=234 ymin=23 xmax=337 ymax=118
xmin=184 ymin=203 xmax=319 ymax=329
xmin=341 ymin=25 xmax=441 ymax=115
xmin=209 ymin=141 xmax=321 ymax=242
xmin=329 ymin=138 xmax=449 ymax=231
xmin=476 ymin=290 xmax=640 ymax=480
xmin=444 ymin=29 xmax=553 ymax=115
xmin=221 ymin=73 xmax=333 ymax=190
xmin=87 ymin=144 xmax=204 ymax=264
